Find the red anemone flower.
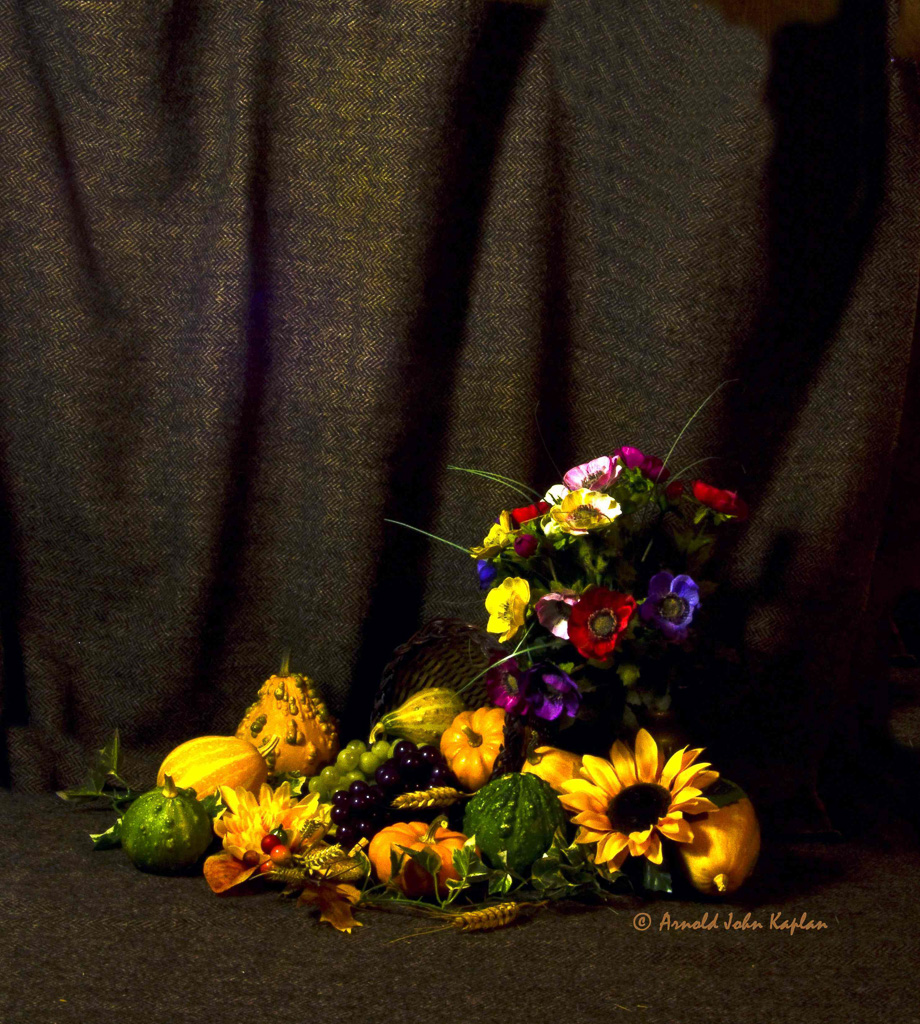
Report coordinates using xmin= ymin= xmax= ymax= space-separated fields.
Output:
xmin=691 ymin=481 xmax=749 ymax=520
xmin=568 ymin=588 xmax=637 ymax=659
xmin=510 ymin=501 xmax=550 ymax=526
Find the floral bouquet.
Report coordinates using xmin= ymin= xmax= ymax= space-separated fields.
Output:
xmin=416 ymin=447 xmax=748 ymax=754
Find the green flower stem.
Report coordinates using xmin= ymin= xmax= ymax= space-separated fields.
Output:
xmin=660 ymin=379 xmax=737 ymax=477
xmin=456 ymin=643 xmax=554 ymax=695
xmin=447 ymin=465 xmax=543 ymax=501
xmin=383 ymin=520 xmax=471 ymax=554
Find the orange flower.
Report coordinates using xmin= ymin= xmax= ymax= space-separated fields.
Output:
xmin=558 ymin=729 xmax=719 ymax=870
xmin=203 ymin=781 xmax=329 ymax=894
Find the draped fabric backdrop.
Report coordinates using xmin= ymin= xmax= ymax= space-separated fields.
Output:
xmin=2 ymin=0 xmax=919 ymax=833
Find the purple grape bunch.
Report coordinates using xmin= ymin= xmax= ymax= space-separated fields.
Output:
xmin=330 ymin=741 xmax=459 ymax=849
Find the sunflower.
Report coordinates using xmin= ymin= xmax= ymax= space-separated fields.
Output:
xmin=203 ymin=782 xmax=329 ymax=893
xmin=558 ymin=729 xmax=719 ymax=869
xmin=549 ymin=488 xmax=621 ymax=535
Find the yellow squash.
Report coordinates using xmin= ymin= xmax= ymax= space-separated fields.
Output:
xmin=369 ymin=687 xmax=465 ymax=747
xmin=677 ymin=796 xmax=760 ymax=895
xmin=521 ymin=746 xmax=583 ymax=793
xmin=156 ymin=735 xmax=268 ymax=797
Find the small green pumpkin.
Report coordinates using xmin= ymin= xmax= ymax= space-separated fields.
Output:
xmin=462 ymin=772 xmax=566 ymax=876
xmin=120 ymin=775 xmax=213 ymax=874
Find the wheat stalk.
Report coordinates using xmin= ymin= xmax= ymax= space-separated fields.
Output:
xmin=390 ymin=787 xmax=470 ymax=809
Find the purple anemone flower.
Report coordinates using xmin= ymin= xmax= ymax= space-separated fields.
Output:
xmin=639 ymin=571 xmax=700 ymax=640
xmin=476 ymin=559 xmax=497 ymax=590
xmin=614 ymin=446 xmax=670 ymax=483
xmin=485 ymin=657 xmax=530 ymax=716
xmin=519 ymin=664 xmax=581 ymax=722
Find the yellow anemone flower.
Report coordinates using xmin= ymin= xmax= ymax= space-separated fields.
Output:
xmin=549 ymin=489 xmax=621 ymax=535
xmin=484 ymin=576 xmax=530 ymax=642
xmin=558 ymin=729 xmax=719 ymax=869
xmin=204 ymin=782 xmax=329 ymax=893
xmin=470 ymin=510 xmax=518 ymax=559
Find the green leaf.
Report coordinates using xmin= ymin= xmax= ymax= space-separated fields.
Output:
xmin=451 ymin=837 xmax=490 ymax=885
xmin=90 ymin=820 xmax=122 ymax=850
xmin=639 ymin=858 xmax=673 ymax=894
xmin=56 ymin=786 xmax=108 ymax=801
xmin=395 ymin=844 xmax=442 ymax=883
xmin=703 ymin=776 xmax=748 ymax=809
xmin=488 ymin=871 xmax=514 ymax=896
xmin=199 ymin=792 xmax=226 ymax=820
xmin=617 ymin=663 xmax=641 ymax=688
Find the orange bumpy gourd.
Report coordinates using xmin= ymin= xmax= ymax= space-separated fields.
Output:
xmin=368 ymin=820 xmax=470 ymax=897
xmin=235 ymin=670 xmax=338 ymax=775
xmin=439 ymin=707 xmax=506 ymax=791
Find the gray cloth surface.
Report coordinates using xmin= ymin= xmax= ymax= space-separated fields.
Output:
xmin=1 ymin=792 xmax=917 ymax=1024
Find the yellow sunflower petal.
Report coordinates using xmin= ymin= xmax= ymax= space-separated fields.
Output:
xmin=693 ymin=770 xmax=720 ymax=790
xmin=674 ymin=797 xmax=719 ymax=815
xmin=563 ymin=777 xmax=607 ymax=797
xmin=659 ymin=746 xmax=689 ymax=789
xmin=596 ymin=832 xmax=629 ymax=865
xmin=656 ymin=817 xmax=693 ymax=843
xmin=571 ymin=811 xmax=612 ymax=830
xmin=607 ymin=740 xmax=639 ymax=788
xmin=643 ymin=832 xmax=664 ymax=865
xmin=557 ymin=791 xmax=607 ymax=813
xmin=627 ymin=829 xmax=653 ymax=858
xmin=634 ymin=729 xmax=659 ymax=783
xmin=581 ymin=755 xmax=623 ymax=797
xmin=574 ymin=828 xmax=609 ymax=844
xmin=671 ymin=762 xmax=714 ymax=795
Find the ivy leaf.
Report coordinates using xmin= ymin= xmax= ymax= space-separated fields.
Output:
xmin=617 ymin=663 xmax=641 ymax=688
xmin=451 ymin=837 xmax=489 ymax=885
xmin=90 ymin=819 xmax=122 ymax=850
xmin=395 ymin=844 xmax=442 ymax=885
xmin=488 ymin=870 xmax=515 ymax=896
xmin=199 ymin=792 xmax=226 ymax=820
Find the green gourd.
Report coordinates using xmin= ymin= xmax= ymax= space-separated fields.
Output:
xmin=462 ymin=772 xmax=566 ymax=876
xmin=120 ymin=775 xmax=213 ymax=873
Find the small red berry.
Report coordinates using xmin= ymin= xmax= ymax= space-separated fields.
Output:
xmin=260 ymin=834 xmax=280 ymax=854
xmin=242 ymin=849 xmax=261 ymax=867
xmin=269 ymin=844 xmax=292 ymax=866
xmin=259 ymin=860 xmax=274 ymax=874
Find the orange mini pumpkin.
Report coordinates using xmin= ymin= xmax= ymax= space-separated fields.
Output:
xmin=439 ymin=707 xmax=506 ymax=791
xmin=368 ymin=820 xmax=470 ymax=897
xmin=521 ymin=746 xmax=583 ymax=794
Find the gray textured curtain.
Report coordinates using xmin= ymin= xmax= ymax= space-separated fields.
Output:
xmin=2 ymin=0 xmax=918 ymax=833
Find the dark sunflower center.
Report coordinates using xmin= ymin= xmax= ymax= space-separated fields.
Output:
xmin=659 ymin=595 xmax=689 ymax=623
xmin=588 ymin=609 xmax=617 ymax=638
xmin=607 ymin=783 xmax=672 ymax=834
